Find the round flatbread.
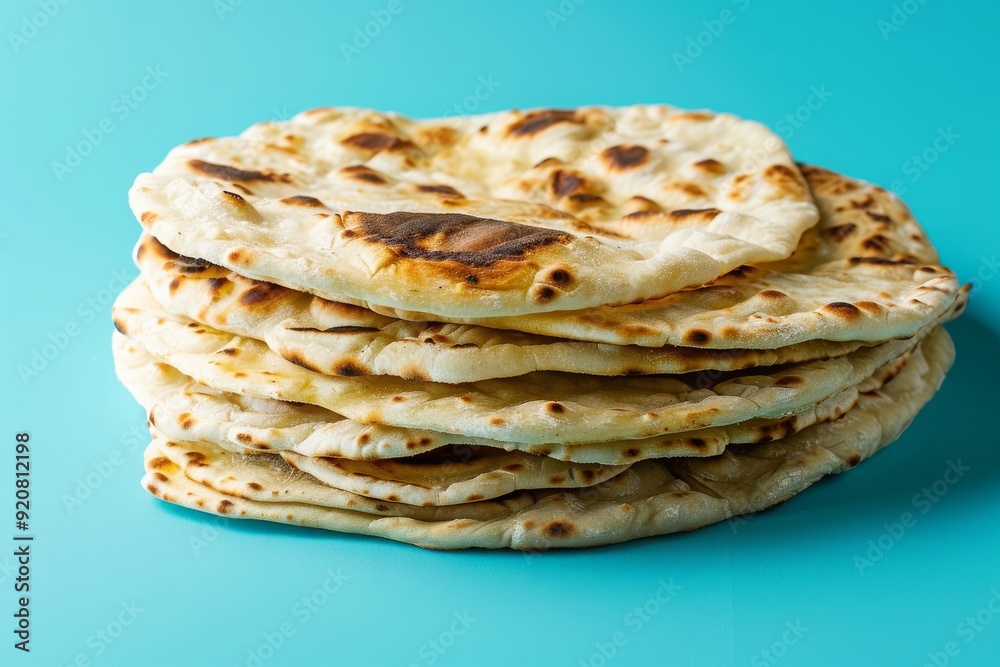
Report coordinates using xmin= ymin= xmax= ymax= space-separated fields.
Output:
xmin=278 ymin=447 xmax=624 ymax=506
xmin=130 ymin=105 xmax=818 ymax=318
xmin=146 ymin=432 xmax=537 ymax=521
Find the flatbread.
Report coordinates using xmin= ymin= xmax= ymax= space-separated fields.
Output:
xmin=112 ymin=278 xmax=937 ymax=445
xmin=147 ymin=431 xmax=536 ymax=521
xmin=278 ymin=448 xmax=625 ymax=506
xmin=140 ymin=327 xmax=954 ymax=549
xmin=130 ymin=105 xmax=819 ymax=317
xmin=365 ymin=165 xmax=962 ymax=348
xmin=113 ymin=332 xmax=915 ymax=464
xmin=120 ymin=344 xmax=625 ymax=504
xmin=136 ymin=233 xmax=866 ymax=382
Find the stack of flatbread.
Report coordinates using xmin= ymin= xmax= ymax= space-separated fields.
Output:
xmin=112 ymin=105 xmax=965 ymax=549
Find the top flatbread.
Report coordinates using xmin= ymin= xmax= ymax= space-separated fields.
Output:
xmin=130 ymin=105 xmax=818 ymax=317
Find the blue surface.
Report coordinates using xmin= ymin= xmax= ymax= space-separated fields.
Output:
xmin=1 ymin=1 xmax=998 ymax=665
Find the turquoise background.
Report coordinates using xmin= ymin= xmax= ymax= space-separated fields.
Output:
xmin=1 ymin=1 xmax=998 ymax=665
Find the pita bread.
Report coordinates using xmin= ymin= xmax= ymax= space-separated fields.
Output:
xmin=130 ymin=105 xmax=819 ymax=317
xmin=113 ymin=332 xmax=916 ymax=464
xmin=140 ymin=327 xmax=954 ymax=549
xmin=112 ymin=278 xmax=939 ymax=445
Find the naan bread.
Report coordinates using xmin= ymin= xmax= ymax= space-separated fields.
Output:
xmin=113 ymin=278 xmax=939 ymax=445
xmin=114 ymin=332 xmax=915 ymax=464
xmin=365 ymin=166 xmax=962 ymax=348
xmin=140 ymin=327 xmax=954 ymax=549
xmin=130 ymin=105 xmax=818 ymax=317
